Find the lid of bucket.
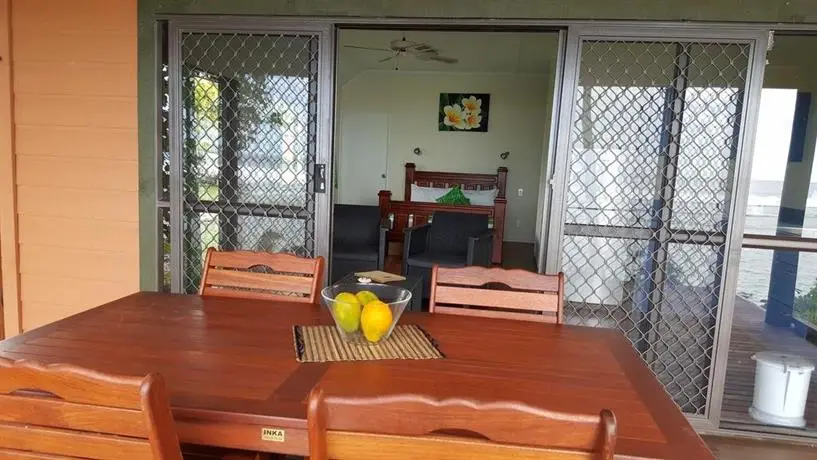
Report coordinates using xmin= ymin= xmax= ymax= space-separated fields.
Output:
xmin=752 ymin=352 xmax=815 ymax=372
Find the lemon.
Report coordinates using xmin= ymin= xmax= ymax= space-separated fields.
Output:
xmin=360 ymin=300 xmax=393 ymax=343
xmin=355 ymin=290 xmax=379 ymax=306
xmin=335 ymin=292 xmax=358 ymax=304
xmin=333 ymin=292 xmax=362 ymax=333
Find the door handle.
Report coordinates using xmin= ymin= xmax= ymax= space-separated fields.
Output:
xmin=314 ymin=164 xmax=326 ymax=194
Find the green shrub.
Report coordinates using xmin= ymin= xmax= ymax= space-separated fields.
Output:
xmin=794 ymin=280 xmax=817 ymax=326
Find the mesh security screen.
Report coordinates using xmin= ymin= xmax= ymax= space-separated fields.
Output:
xmin=174 ymin=32 xmax=319 ymax=293
xmin=561 ymin=41 xmax=750 ymax=414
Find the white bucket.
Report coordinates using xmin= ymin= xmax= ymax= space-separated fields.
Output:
xmin=749 ymin=352 xmax=814 ymax=428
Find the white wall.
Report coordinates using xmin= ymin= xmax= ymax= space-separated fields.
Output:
xmin=336 ymin=69 xmax=551 ymax=243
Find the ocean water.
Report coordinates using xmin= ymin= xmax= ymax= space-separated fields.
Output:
xmin=737 ymin=209 xmax=817 ymax=306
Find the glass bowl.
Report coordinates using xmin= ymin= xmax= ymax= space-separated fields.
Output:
xmin=320 ymin=282 xmax=412 ymax=344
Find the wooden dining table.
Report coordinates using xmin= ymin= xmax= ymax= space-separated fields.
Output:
xmin=0 ymin=292 xmax=713 ymax=459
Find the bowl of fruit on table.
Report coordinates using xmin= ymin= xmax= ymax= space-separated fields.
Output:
xmin=320 ymin=282 xmax=412 ymax=344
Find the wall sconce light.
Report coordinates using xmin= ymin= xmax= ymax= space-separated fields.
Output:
xmin=413 ymin=147 xmax=422 ymax=156
xmin=500 ymin=151 xmax=510 ymax=160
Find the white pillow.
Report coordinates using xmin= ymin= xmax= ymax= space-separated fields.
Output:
xmin=410 ymin=184 xmax=451 ymax=203
xmin=462 ymin=188 xmax=498 ymax=206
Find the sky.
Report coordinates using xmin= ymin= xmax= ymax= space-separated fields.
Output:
xmin=750 ymin=88 xmax=816 ymax=182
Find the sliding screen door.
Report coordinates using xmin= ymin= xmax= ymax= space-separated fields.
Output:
xmin=167 ymin=20 xmax=333 ymax=293
xmin=545 ymin=26 xmax=767 ymax=419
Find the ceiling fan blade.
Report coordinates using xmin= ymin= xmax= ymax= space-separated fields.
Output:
xmin=378 ymin=55 xmax=397 ymax=63
xmin=405 ymin=44 xmax=436 ymax=55
xmin=344 ymin=45 xmax=393 ymax=52
xmin=429 ymin=55 xmax=459 ymax=64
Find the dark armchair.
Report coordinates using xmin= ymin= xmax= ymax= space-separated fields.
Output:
xmin=331 ymin=204 xmax=388 ymax=282
xmin=402 ymin=211 xmax=493 ymax=300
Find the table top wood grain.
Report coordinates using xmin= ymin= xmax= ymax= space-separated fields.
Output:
xmin=0 ymin=292 xmax=713 ymax=459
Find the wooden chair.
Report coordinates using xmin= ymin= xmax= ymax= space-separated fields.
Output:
xmin=307 ymin=386 xmax=617 ymax=460
xmin=0 ymin=357 xmax=182 ymax=459
xmin=199 ymin=248 xmax=324 ymax=303
xmin=429 ymin=265 xmax=565 ymax=324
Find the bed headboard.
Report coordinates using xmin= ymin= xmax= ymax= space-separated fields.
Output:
xmin=404 ymin=163 xmax=508 ymax=201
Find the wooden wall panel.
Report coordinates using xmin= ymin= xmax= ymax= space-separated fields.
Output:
xmin=12 ymin=32 xmax=135 ymax=63
xmin=16 ymin=156 xmax=137 ymax=191
xmin=17 ymin=214 xmax=139 ymax=252
xmin=20 ymin=276 xmax=135 ymax=311
xmin=21 ymin=302 xmax=85 ymax=331
xmin=15 ymin=126 xmax=136 ymax=160
xmin=14 ymin=95 xmax=136 ymax=129
xmin=19 ymin=246 xmax=138 ymax=284
xmin=14 ymin=63 xmax=136 ymax=97
xmin=0 ymin=0 xmax=20 ymax=338
xmin=3 ymin=0 xmax=139 ymax=335
xmin=17 ymin=187 xmax=138 ymax=223
xmin=17 ymin=215 xmax=138 ymax=250
xmin=12 ymin=0 xmax=134 ymax=33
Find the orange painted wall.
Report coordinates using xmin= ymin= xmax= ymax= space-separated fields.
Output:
xmin=2 ymin=0 xmax=138 ymax=334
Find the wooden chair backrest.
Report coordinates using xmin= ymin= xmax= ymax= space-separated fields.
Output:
xmin=307 ymin=387 xmax=616 ymax=460
xmin=0 ymin=358 xmax=182 ymax=460
xmin=199 ymin=248 xmax=325 ymax=303
xmin=429 ymin=265 xmax=565 ymax=324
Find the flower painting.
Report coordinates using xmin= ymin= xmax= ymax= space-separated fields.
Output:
xmin=439 ymin=93 xmax=490 ymax=132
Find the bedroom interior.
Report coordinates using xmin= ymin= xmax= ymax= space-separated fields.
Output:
xmin=332 ymin=28 xmax=560 ymax=281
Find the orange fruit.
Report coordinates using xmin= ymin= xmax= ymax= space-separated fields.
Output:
xmin=360 ymin=300 xmax=393 ymax=343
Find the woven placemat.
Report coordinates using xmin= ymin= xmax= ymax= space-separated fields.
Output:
xmin=293 ymin=325 xmax=444 ymax=363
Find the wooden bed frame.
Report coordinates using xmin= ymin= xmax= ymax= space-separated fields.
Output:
xmin=378 ymin=163 xmax=508 ymax=264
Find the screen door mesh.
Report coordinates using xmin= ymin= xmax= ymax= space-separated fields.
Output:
xmin=174 ymin=32 xmax=319 ymax=293
xmin=561 ymin=40 xmax=751 ymax=414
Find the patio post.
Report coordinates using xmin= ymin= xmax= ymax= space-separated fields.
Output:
xmin=765 ymin=92 xmax=816 ymax=334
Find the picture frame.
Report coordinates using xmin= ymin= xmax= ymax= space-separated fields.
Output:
xmin=439 ymin=93 xmax=490 ymax=132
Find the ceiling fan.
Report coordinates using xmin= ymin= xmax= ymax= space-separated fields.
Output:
xmin=344 ymin=36 xmax=459 ymax=69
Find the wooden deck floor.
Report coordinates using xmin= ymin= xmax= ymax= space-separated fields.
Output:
xmin=705 ymin=436 xmax=817 ymax=459
xmin=722 ymin=296 xmax=817 ymax=431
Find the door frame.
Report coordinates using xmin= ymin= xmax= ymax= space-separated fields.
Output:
xmin=536 ymin=29 xmax=568 ymax=273
xmin=166 ymin=18 xmax=335 ymax=291
xmin=542 ymin=24 xmax=770 ymax=430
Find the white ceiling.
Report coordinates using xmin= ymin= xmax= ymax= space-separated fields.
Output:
xmin=337 ymin=29 xmax=559 ymax=86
